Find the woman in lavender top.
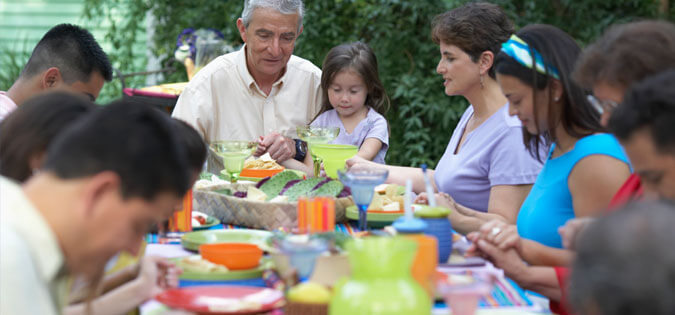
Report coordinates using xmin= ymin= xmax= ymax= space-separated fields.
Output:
xmin=348 ymin=3 xmax=543 ymax=234
xmin=310 ymin=41 xmax=390 ymax=163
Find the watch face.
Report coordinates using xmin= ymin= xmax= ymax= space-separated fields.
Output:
xmin=295 ymin=139 xmax=307 ymax=154
xmin=293 ymin=139 xmax=308 ymax=162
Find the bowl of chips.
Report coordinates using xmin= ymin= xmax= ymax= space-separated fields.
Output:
xmin=240 ymin=153 xmax=285 ymax=178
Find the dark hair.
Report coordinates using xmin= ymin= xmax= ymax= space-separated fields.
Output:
xmin=21 ymin=24 xmax=113 ymax=83
xmin=569 ymin=200 xmax=675 ymax=315
xmin=574 ymin=20 xmax=675 ymax=90
xmin=495 ymin=24 xmax=602 ymax=160
xmin=0 ymin=92 xmax=96 ymax=182
xmin=431 ymin=2 xmax=514 ymax=79
xmin=172 ymin=119 xmax=207 ymax=172
xmin=42 ymin=100 xmax=192 ymax=199
xmin=314 ymin=41 xmax=390 ymax=120
xmin=609 ymin=70 xmax=675 ymax=154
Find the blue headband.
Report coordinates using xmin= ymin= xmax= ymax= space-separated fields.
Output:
xmin=501 ymin=35 xmax=560 ymax=80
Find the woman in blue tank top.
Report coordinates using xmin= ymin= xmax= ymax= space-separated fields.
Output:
xmin=476 ymin=24 xmax=632 ymax=263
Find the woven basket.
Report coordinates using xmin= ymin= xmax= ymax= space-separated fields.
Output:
xmin=193 ymin=184 xmax=352 ymax=231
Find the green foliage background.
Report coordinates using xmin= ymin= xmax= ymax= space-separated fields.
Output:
xmin=74 ymin=0 xmax=675 ymax=166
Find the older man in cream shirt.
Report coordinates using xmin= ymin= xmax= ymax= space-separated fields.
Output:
xmin=172 ymin=0 xmax=321 ymax=169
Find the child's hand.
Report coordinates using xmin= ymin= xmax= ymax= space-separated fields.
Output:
xmin=346 ymin=155 xmax=375 ymax=169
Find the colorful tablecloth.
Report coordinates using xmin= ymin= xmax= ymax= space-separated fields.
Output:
xmin=143 ymin=221 xmax=542 ymax=312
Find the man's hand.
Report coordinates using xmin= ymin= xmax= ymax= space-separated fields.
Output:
xmin=254 ymin=136 xmax=266 ymax=157
xmin=258 ymin=132 xmax=295 ymax=162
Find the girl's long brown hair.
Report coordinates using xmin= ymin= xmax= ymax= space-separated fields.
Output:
xmin=313 ymin=41 xmax=390 ymax=122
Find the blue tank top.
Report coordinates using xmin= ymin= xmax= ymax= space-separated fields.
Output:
xmin=516 ymin=133 xmax=630 ymax=248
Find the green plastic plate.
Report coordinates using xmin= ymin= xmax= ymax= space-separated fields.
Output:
xmin=170 ymin=256 xmax=273 ymax=281
xmin=345 ymin=205 xmax=403 ymax=228
xmin=192 ymin=216 xmax=221 ymax=230
xmin=181 ymin=229 xmax=274 ymax=252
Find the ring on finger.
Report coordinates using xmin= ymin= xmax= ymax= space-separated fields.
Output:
xmin=491 ymin=227 xmax=501 ymax=236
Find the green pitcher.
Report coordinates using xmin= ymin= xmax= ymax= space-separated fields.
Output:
xmin=329 ymin=237 xmax=432 ymax=315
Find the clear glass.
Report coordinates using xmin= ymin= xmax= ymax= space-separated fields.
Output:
xmin=296 ymin=126 xmax=340 ymax=177
xmin=278 ymin=235 xmax=328 ymax=279
xmin=210 ymin=140 xmax=256 ymax=183
xmin=337 ymin=168 xmax=389 ymax=230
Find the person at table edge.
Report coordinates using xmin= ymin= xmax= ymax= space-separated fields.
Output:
xmin=0 ymin=101 xmax=194 ymax=315
xmin=171 ymin=0 xmax=321 ymax=166
xmin=0 ymin=23 xmax=112 ymax=122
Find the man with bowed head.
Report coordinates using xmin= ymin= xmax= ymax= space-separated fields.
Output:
xmin=172 ymin=0 xmax=322 ymax=168
xmin=1 ymin=101 xmax=194 ymax=315
xmin=0 ymin=23 xmax=112 ymax=121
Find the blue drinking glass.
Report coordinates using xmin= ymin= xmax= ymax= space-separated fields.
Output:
xmin=338 ymin=168 xmax=389 ymax=231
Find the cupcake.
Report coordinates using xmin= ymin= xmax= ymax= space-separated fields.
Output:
xmin=284 ymin=282 xmax=330 ymax=315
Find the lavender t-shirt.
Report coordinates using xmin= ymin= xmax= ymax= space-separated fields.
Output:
xmin=310 ymin=108 xmax=389 ymax=164
xmin=434 ymin=104 xmax=543 ymax=212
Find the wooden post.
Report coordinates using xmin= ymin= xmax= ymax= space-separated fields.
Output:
xmin=659 ymin=0 xmax=669 ymax=16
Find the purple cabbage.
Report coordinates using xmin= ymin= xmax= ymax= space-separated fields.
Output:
xmin=233 ymin=191 xmax=247 ymax=198
xmin=279 ymin=179 xmax=302 ymax=195
xmin=337 ymin=186 xmax=351 ymax=198
xmin=255 ymin=176 xmax=272 ymax=188
xmin=311 ymin=178 xmax=333 ymax=191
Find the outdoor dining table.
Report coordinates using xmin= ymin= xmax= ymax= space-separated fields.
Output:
xmin=139 ymin=223 xmax=550 ymax=315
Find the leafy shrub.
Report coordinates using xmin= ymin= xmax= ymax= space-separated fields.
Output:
xmin=81 ymin=0 xmax=672 ymax=167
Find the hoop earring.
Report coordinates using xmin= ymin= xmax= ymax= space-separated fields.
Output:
xmin=479 ymin=74 xmax=485 ymax=89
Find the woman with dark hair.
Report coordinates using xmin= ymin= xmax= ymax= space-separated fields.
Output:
xmin=348 ymin=2 xmax=544 ymax=234
xmin=468 ymin=21 xmax=675 ymax=315
xmin=0 ymin=91 xmax=96 ymax=182
xmin=490 ymin=24 xmax=631 ymax=251
xmin=467 ymin=24 xmax=632 ymax=314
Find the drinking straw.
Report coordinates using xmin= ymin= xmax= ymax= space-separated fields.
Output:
xmin=405 ymin=179 xmax=414 ymax=220
xmin=421 ymin=164 xmax=436 ymax=207
xmin=328 ymin=198 xmax=335 ymax=231
xmin=321 ymin=197 xmax=328 ymax=232
xmin=311 ymin=198 xmax=320 ymax=233
xmin=298 ymin=198 xmax=308 ymax=233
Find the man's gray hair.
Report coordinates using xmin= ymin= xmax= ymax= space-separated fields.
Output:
xmin=241 ymin=0 xmax=304 ymax=33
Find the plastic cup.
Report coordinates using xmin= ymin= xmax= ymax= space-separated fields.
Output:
xmin=437 ymin=272 xmax=496 ymax=315
xmin=404 ymin=234 xmax=438 ymax=298
xmin=311 ymin=144 xmax=357 ymax=178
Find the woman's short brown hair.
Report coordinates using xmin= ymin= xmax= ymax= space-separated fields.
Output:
xmin=431 ymin=2 xmax=514 ymax=78
xmin=574 ymin=20 xmax=675 ymax=90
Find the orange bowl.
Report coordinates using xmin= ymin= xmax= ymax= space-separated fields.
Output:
xmin=239 ymin=167 xmax=285 ymax=178
xmin=199 ymin=243 xmax=263 ymax=270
